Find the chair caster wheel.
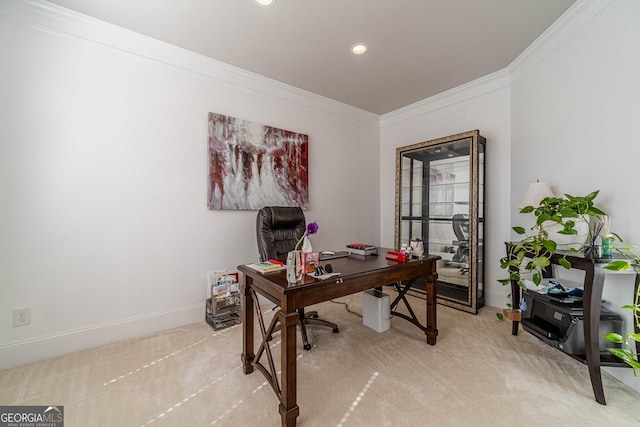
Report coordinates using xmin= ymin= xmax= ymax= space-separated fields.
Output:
xmin=303 ymin=344 xmax=311 ymax=351
xmin=333 ymin=328 xmax=339 ymax=333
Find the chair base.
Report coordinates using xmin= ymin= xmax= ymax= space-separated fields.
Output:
xmin=270 ymin=308 xmax=339 ymax=351
xmin=299 ymin=310 xmax=339 ymax=350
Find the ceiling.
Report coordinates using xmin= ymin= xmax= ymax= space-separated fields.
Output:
xmin=46 ymin=0 xmax=577 ymax=115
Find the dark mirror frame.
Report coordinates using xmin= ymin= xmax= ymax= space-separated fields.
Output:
xmin=394 ymin=130 xmax=486 ymax=313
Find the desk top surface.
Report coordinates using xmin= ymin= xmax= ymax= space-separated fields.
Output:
xmin=239 ymin=248 xmax=440 ymax=292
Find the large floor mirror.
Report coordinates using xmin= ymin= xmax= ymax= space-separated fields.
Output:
xmin=394 ymin=130 xmax=485 ymax=313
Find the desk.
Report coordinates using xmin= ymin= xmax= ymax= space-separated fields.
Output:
xmin=238 ymin=250 xmax=440 ymax=427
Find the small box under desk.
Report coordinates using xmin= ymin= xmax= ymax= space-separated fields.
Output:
xmin=362 ymin=289 xmax=390 ymax=333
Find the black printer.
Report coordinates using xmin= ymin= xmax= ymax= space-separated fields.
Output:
xmin=521 ymin=289 xmax=622 ymax=357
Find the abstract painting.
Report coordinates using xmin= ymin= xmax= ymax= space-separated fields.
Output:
xmin=207 ymin=112 xmax=309 ymax=210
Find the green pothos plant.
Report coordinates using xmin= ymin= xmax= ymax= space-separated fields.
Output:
xmin=497 ymin=191 xmax=606 ymax=317
xmin=497 ymin=190 xmax=639 ymax=373
xmin=602 ymin=244 xmax=640 ymax=375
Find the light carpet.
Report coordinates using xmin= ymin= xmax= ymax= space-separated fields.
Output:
xmin=1 ymin=291 xmax=639 ymax=426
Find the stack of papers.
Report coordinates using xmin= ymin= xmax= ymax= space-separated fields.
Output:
xmin=245 ymin=261 xmax=286 ymax=273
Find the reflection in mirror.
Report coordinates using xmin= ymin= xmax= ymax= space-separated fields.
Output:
xmin=394 ymin=130 xmax=485 ymax=313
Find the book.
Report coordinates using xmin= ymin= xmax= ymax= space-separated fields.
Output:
xmin=346 ymin=243 xmax=378 ymax=256
xmin=245 ymin=261 xmax=286 ymax=273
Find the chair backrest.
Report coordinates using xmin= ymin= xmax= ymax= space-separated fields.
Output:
xmin=256 ymin=206 xmax=306 ymax=262
xmin=452 ymin=214 xmax=469 ymax=243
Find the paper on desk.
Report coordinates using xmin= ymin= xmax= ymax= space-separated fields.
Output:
xmin=523 ymin=279 xmax=547 ymax=293
xmin=310 ymin=272 xmax=341 ymax=280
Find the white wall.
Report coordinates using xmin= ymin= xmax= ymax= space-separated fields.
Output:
xmin=2 ymin=0 xmax=638 ymax=384
xmin=510 ymin=0 xmax=640 ymax=392
xmin=379 ymin=0 xmax=640 ymax=313
xmin=379 ymin=75 xmax=512 ymax=309
xmin=0 ymin=1 xmax=379 ymax=369
xmin=511 ymin=0 xmax=640 ymax=243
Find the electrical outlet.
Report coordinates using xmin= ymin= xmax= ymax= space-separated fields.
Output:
xmin=13 ymin=308 xmax=31 ymax=327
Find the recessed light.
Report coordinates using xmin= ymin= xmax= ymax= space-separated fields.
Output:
xmin=254 ymin=0 xmax=275 ymax=6
xmin=351 ymin=43 xmax=368 ymax=55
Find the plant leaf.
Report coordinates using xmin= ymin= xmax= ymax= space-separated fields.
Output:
xmin=608 ymin=348 xmax=633 ymax=362
xmin=586 ymin=190 xmax=600 ymax=200
xmin=532 ymin=272 xmax=541 ymax=285
xmin=603 ymin=260 xmax=631 ymax=271
xmin=589 ymin=206 xmax=606 ymax=215
xmin=513 ymin=226 xmax=526 ymax=235
xmin=626 ymin=359 xmax=640 ymax=371
xmin=537 ymin=213 xmax=552 ymax=224
xmin=542 ymin=239 xmax=557 ymax=253
xmin=560 ymin=208 xmax=578 ymax=218
xmin=532 ymin=256 xmax=551 ymax=268
xmin=558 ymin=258 xmax=572 ymax=269
xmin=603 ymin=332 xmax=624 ymax=343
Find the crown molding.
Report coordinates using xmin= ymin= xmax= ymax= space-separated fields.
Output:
xmin=380 ymin=0 xmax=619 ymax=128
xmin=1 ymin=0 xmax=619 ymax=130
xmin=379 ymin=69 xmax=511 ymax=128
xmin=0 ymin=0 xmax=379 ymax=126
xmin=507 ymin=0 xmax=619 ymax=82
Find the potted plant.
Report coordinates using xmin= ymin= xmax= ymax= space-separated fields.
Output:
xmin=498 ymin=190 xmax=606 ymax=316
xmin=498 ymin=190 xmax=639 ymax=373
xmin=602 ymin=244 xmax=640 ymax=374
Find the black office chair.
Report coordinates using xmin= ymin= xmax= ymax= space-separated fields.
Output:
xmin=452 ymin=213 xmax=470 ymax=274
xmin=256 ymin=206 xmax=339 ymax=351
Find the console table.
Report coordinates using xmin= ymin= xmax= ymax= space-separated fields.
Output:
xmin=238 ymin=250 xmax=440 ymax=427
xmin=505 ymin=245 xmax=639 ymax=405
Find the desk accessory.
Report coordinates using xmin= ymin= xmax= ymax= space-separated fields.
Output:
xmin=303 ymin=251 xmax=319 ymax=275
xmin=386 ymin=251 xmax=409 ymax=262
xmin=346 ymin=243 xmax=378 ymax=256
xmin=319 ymin=250 xmax=350 ymax=260
xmin=245 ymin=261 xmax=286 ymax=273
xmin=206 ymin=271 xmax=241 ymax=330
xmin=286 ymin=250 xmax=304 ymax=283
xmin=410 ymin=239 xmax=424 ymax=257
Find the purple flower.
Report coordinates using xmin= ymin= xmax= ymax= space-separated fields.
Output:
xmin=295 ymin=221 xmax=319 ymax=250
xmin=305 ymin=222 xmax=319 ymax=236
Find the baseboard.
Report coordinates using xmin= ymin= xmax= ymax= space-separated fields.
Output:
xmin=0 ymin=303 xmax=204 ymax=370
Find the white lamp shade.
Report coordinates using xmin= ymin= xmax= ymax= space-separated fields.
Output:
xmin=519 ymin=182 xmax=555 ymax=208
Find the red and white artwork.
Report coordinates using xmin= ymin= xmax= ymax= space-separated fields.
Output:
xmin=207 ymin=113 xmax=309 ymax=210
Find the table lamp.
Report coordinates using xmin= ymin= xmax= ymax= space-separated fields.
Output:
xmin=519 ymin=180 xmax=554 ymax=209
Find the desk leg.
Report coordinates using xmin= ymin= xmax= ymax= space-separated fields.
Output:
xmin=425 ymin=265 xmax=438 ymax=345
xmin=279 ymin=310 xmax=300 ymax=427
xmin=241 ymin=277 xmax=255 ymax=374
xmin=584 ymin=268 xmax=606 ymax=405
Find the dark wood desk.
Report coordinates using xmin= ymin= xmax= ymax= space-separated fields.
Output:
xmin=238 ymin=250 xmax=440 ymax=427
